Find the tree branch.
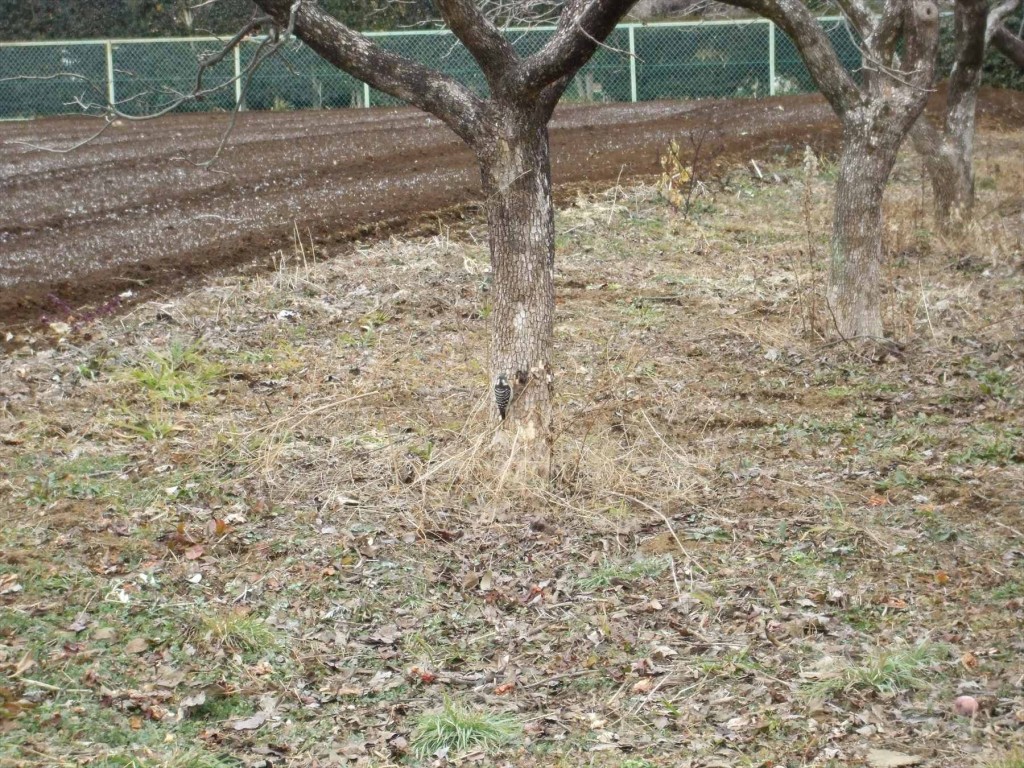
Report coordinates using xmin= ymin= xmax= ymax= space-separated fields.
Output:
xmin=516 ymin=0 xmax=637 ymax=94
xmin=868 ymin=0 xmax=908 ymax=66
xmin=987 ymin=0 xmax=1023 ymax=40
xmin=720 ymin=0 xmax=862 ymax=115
xmin=832 ymin=0 xmax=874 ymax=38
xmin=992 ymin=22 xmax=1024 ymax=65
xmin=435 ymin=0 xmax=518 ymax=84
xmin=901 ymin=0 xmax=940 ymax=87
xmin=251 ymin=0 xmax=488 ymax=143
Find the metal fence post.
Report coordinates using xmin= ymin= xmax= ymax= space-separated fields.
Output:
xmin=768 ymin=21 xmax=776 ymax=96
xmin=234 ymin=43 xmax=242 ymax=105
xmin=363 ymin=81 xmax=371 ymax=108
xmin=105 ymin=40 xmax=115 ymax=106
xmin=628 ymin=25 xmax=638 ymax=103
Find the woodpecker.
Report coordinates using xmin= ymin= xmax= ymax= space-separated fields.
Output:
xmin=494 ymin=374 xmax=512 ymax=420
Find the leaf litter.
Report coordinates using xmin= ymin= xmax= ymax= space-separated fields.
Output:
xmin=0 ymin=129 xmax=1023 ymax=766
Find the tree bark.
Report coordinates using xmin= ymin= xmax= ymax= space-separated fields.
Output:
xmin=724 ymin=0 xmax=939 ymax=340
xmin=476 ymin=110 xmax=556 ymax=480
xmin=246 ymin=0 xmax=639 ymax=480
xmin=911 ymin=116 xmax=975 ymax=232
xmin=992 ymin=23 xmax=1024 ymax=67
xmin=909 ymin=0 xmax=989 ymax=234
xmin=829 ymin=116 xmax=903 ymax=339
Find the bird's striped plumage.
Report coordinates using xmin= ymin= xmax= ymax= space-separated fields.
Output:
xmin=494 ymin=375 xmax=512 ymax=420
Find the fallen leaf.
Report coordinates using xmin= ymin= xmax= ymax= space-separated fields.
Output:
xmin=180 ymin=691 xmax=207 ymax=710
xmin=631 ymin=678 xmax=654 ymax=694
xmin=409 ymin=667 xmax=437 ymax=684
xmin=155 ymin=666 xmax=186 ymax=689
xmin=866 ymin=749 xmax=924 ymax=767
xmin=207 ymin=518 xmax=232 ymax=537
xmin=0 ymin=574 xmax=23 ymax=595
xmin=388 ymin=734 xmax=409 ymax=755
xmin=14 ymin=654 xmax=35 ymax=676
xmin=230 ymin=710 xmax=268 ymax=731
xmin=124 ymin=637 xmax=149 ymax=654
xmin=184 ymin=544 xmax=205 ymax=561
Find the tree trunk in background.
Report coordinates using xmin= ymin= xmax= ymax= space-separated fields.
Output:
xmin=910 ymin=0 xmax=990 ymax=234
xmin=829 ymin=117 xmax=902 ymax=340
xmin=478 ymin=112 xmax=555 ymax=480
xmin=912 ymin=117 xmax=976 ymax=233
xmin=718 ymin=0 xmax=939 ymax=341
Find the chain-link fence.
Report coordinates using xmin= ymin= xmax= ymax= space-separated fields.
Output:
xmin=0 ymin=18 xmax=861 ymax=120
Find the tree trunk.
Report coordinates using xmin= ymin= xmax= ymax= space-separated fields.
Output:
xmin=911 ymin=118 xmax=975 ymax=234
xmin=934 ymin=148 xmax=974 ymax=230
xmin=909 ymin=0 xmax=987 ymax=234
xmin=477 ymin=112 xmax=555 ymax=481
xmin=828 ymin=115 xmax=903 ymax=340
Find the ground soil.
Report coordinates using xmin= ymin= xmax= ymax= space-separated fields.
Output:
xmin=0 ymin=125 xmax=1021 ymax=766
xmin=2 ymin=88 xmax=1021 ymax=333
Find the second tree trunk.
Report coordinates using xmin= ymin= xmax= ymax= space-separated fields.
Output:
xmin=828 ymin=119 xmax=902 ymax=340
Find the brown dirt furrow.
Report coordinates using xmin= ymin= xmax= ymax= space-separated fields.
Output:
xmin=1 ymin=87 xmax=1021 ymax=331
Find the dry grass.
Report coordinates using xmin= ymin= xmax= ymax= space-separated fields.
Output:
xmin=0 ymin=129 xmax=1022 ymax=767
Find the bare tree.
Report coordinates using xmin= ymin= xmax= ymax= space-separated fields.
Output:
xmin=720 ymin=0 xmax=939 ymax=340
xmin=234 ymin=0 xmax=637 ymax=479
xmin=911 ymin=0 xmax=1021 ymax=234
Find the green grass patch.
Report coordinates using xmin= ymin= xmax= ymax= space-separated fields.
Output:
xmin=410 ymin=698 xmax=520 ymax=759
xmin=191 ymin=610 xmax=278 ymax=654
xmin=991 ymin=580 xmax=1024 ymax=601
xmin=950 ymin=428 xmax=1022 ymax=465
xmin=88 ymin=749 xmax=243 ymax=768
xmin=578 ymin=556 xmax=668 ymax=590
xmin=805 ymin=642 xmax=949 ymax=698
xmin=128 ymin=341 xmax=223 ymax=404
xmin=985 ymin=750 xmax=1024 ymax=768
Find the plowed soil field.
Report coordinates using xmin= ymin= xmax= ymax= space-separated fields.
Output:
xmin=2 ymin=88 xmax=1022 ymax=330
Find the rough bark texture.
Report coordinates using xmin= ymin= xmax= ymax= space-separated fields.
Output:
xmin=251 ymin=0 xmax=639 ymax=478
xmin=828 ymin=1 xmax=939 ymax=339
xmin=829 ymin=119 xmax=902 ymax=339
xmin=910 ymin=0 xmax=991 ymax=233
xmin=724 ymin=0 xmax=939 ymax=339
xmin=912 ymin=0 xmax=1023 ymax=234
xmin=911 ymin=115 xmax=976 ymax=232
xmin=478 ymin=114 xmax=556 ymax=479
